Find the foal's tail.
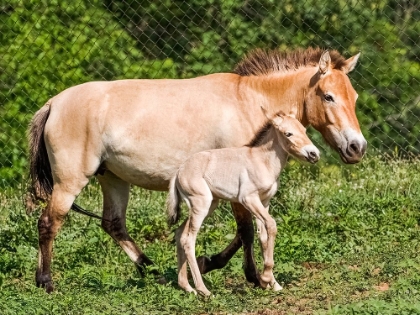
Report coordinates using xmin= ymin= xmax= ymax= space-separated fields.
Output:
xmin=166 ymin=176 xmax=182 ymax=225
xmin=28 ymin=101 xmax=53 ymax=203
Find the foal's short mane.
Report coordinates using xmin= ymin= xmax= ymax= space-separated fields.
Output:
xmin=234 ymin=47 xmax=348 ymax=76
xmin=246 ymin=121 xmax=273 ymax=147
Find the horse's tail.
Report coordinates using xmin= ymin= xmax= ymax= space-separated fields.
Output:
xmin=28 ymin=100 xmax=53 ymax=203
xmin=26 ymin=100 xmax=105 ymax=220
xmin=166 ymin=176 xmax=182 ymax=225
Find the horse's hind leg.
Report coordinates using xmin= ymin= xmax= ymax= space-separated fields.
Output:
xmin=36 ymin=179 xmax=88 ymax=293
xmin=197 ymin=202 xmax=260 ymax=287
xmin=97 ymin=171 xmax=158 ymax=277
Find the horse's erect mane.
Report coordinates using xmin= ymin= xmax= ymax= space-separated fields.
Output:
xmin=246 ymin=121 xmax=272 ymax=147
xmin=234 ymin=46 xmax=348 ymax=76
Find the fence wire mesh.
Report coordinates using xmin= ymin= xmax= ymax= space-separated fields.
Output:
xmin=0 ymin=0 xmax=419 ymax=189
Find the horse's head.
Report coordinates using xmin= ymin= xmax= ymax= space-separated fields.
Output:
xmin=304 ymin=51 xmax=367 ymax=164
xmin=270 ymin=111 xmax=320 ymax=164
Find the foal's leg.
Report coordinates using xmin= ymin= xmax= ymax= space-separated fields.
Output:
xmin=177 ymin=199 xmax=219 ymax=295
xmin=256 ymin=218 xmax=282 ymax=291
xmin=197 ymin=202 xmax=260 ymax=286
xmin=176 ymin=219 xmax=196 ymax=294
xmin=181 ymin=197 xmax=218 ymax=297
xmin=242 ymin=197 xmax=278 ymax=289
xmin=36 ymin=178 xmax=88 ymax=293
xmin=97 ymin=171 xmax=159 ymax=278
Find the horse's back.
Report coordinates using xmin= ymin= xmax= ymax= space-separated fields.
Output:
xmin=42 ymin=74 xmax=256 ymax=190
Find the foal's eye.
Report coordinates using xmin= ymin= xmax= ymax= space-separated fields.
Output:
xmin=285 ymin=132 xmax=293 ymax=137
xmin=324 ymin=94 xmax=334 ymax=102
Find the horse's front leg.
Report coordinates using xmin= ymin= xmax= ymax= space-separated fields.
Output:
xmin=197 ymin=202 xmax=260 ymax=287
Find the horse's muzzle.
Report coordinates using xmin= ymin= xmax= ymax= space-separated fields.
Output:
xmin=340 ymin=138 xmax=367 ymax=164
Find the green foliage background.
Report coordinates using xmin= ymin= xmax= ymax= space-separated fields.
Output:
xmin=1 ymin=0 xmax=420 ymax=185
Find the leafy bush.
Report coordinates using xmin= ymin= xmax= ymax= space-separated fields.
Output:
xmin=1 ymin=0 xmax=419 ymax=187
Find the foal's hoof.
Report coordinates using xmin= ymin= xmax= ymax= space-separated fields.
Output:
xmin=182 ymin=285 xmax=197 ymax=295
xmin=197 ymin=289 xmax=212 ymax=299
xmin=268 ymin=281 xmax=283 ymax=292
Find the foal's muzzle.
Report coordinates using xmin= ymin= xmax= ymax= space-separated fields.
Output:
xmin=302 ymin=145 xmax=320 ymax=164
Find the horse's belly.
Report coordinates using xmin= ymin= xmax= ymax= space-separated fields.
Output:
xmin=101 ymin=119 xmax=239 ymax=191
xmin=104 ymin=153 xmax=181 ymax=191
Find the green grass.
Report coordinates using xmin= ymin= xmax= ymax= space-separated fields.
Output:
xmin=1 ymin=155 xmax=420 ymax=314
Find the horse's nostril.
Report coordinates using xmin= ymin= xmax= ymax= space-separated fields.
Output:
xmin=308 ymin=151 xmax=319 ymax=162
xmin=350 ymin=142 xmax=359 ymax=154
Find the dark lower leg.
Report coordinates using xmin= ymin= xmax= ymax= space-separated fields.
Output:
xmin=196 ymin=234 xmax=242 ymax=274
xmin=103 ymin=218 xmax=157 ymax=275
xmin=134 ymin=251 xmax=156 ymax=275
xmin=197 ymin=203 xmax=260 ymax=286
xmin=36 ymin=214 xmax=58 ymax=293
xmin=98 ymin=173 xmax=161 ymax=278
xmin=234 ymin=204 xmax=259 ymax=286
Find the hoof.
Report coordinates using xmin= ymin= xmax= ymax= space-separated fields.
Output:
xmin=244 ymin=264 xmax=261 ymax=287
xmin=182 ymin=286 xmax=197 ymax=295
xmin=246 ymin=272 xmax=261 ymax=287
xmin=36 ymin=272 xmax=54 ymax=293
xmin=189 ymin=289 xmax=198 ymax=295
xmin=197 ymin=289 xmax=212 ymax=298
xmin=269 ymin=281 xmax=283 ymax=292
xmin=36 ymin=280 xmax=54 ymax=293
xmin=45 ymin=282 xmax=54 ymax=294
xmin=155 ymin=276 xmax=167 ymax=285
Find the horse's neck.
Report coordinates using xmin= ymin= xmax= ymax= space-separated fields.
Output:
xmin=240 ymin=67 xmax=316 ymax=125
xmin=253 ymin=128 xmax=288 ymax=178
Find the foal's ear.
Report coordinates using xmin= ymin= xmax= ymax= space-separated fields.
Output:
xmin=319 ymin=51 xmax=331 ymax=74
xmin=342 ymin=52 xmax=360 ymax=74
xmin=271 ymin=111 xmax=285 ymax=126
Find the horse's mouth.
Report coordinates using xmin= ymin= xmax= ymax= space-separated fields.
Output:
xmin=338 ymin=148 xmax=358 ymax=164
xmin=305 ymin=156 xmax=318 ymax=164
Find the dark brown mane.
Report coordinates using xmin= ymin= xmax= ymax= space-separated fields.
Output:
xmin=234 ymin=47 xmax=347 ymax=76
xmin=246 ymin=121 xmax=273 ymax=147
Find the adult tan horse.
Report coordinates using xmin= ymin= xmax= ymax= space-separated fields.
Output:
xmin=29 ymin=47 xmax=366 ymax=293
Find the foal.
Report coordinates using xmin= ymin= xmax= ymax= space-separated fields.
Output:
xmin=167 ymin=111 xmax=320 ymax=296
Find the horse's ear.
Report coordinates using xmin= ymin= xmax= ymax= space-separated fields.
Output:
xmin=342 ymin=52 xmax=360 ymax=74
xmin=319 ymin=50 xmax=331 ymax=74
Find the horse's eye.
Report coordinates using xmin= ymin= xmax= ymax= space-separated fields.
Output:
xmin=324 ymin=94 xmax=334 ymax=102
xmin=285 ymin=132 xmax=293 ymax=137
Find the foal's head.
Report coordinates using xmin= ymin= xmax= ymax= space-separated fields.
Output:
xmin=271 ymin=112 xmax=320 ymax=164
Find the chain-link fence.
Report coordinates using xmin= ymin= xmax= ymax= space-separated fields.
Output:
xmin=1 ymin=0 xmax=419 ymax=189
